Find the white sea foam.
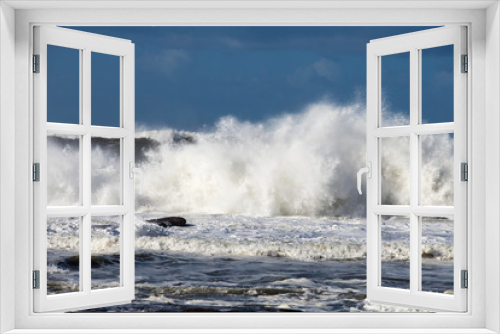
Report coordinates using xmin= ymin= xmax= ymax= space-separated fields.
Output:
xmin=47 ymin=102 xmax=454 ymax=216
xmin=136 ymin=102 xmax=453 ymax=214
xmin=351 ymin=300 xmax=427 ymax=313
xmin=47 ymin=214 xmax=454 ymax=262
xmin=45 ymin=104 xmax=455 ymax=261
xmin=135 ymin=102 xmax=367 ymax=216
xmin=45 ymin=102 xmax=455 ymax=313
xmin=47 ymin=264 xmax=69 ymax=275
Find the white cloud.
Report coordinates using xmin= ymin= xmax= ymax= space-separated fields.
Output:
xmin=312 ymin=58 xmax=341 ymax=82
xmin=219 ymin=37 xmax=246 ymax=48
xmin=142 ymin=49 xmax=190 ymax=74
xmin=288 ymin=58 xmax=341 ymax=86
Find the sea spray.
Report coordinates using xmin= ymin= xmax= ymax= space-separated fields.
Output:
xmin=47 ymin=101 xmax=454 ymax=216
xmin=45 ymin=102 xmax=456 ymax=312
xmin=46 ymin=214 xmax=454 ymax=262
xmin=136 ymin=102 xmax=367 ymax=216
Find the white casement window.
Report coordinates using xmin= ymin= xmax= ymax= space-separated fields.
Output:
xmin=32 ymin=25 xmax=468 ymax=314
xmin=2 ymin=2 xmax=499 ymax=333
xmin=362 ymin=26 xmax=468 ymax=312
xmin=32 ymin=26 xmax=136 ymax=312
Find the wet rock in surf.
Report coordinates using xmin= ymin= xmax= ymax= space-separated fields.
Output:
xmin=62 ymin=255 xmax=118 ymax=269
xmin=146 ymin=216 xmax=187 ymax=227
xmin=338 ymin=292 xmax=367 ymax=301
xmin=135 ymin=137 xmax=160 ymax=163
xmin=61 ymin=255 xmax=80 ymax=270
xmin=173 ymin=132 xmax=196 ymax=145
xmin=90 ymin=255 xmax=119 ymax=268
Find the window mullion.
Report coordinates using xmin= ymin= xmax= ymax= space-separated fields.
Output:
xmin=82 ymin=48 xmax=91 ymax=209
xmin=409 ymin=47 xmax=420 ymax=294
xmin=82 ymin=48 xmax=92 ymax=294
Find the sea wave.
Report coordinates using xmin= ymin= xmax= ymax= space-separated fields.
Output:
xmin=47 ymin=235 xmax=453 ymax=262
xmin=47 ymin=102 xmax=454 ymax=217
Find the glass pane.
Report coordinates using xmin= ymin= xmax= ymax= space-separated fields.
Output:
xmin=381 ymin=136 xmax=410 ymax=205
xmin=91 ymin=52 xmax=120 ymax=127
xmin=381 ymin=52 xmax=410 ymax=127
xmin=47 ymin=134 xmax=80 ymax=206
xmin=421 ymin=217 xmax=454 ymax=294
xmin=91 ymin=216 xmax=121 ymax=290
xmin=91 ymin=137 xmax=121 ymax=205
xmin=47 ymin=45 xmax=80 ymax=124
xmin=421 ymin=45 xmax=454 ymax=124
xmin=381 ymin=215 xmax=410 ymax=289
xmin=47 ymin=216 xmax=80 ymax=295
xmin=421 ymin=134 xmax=454 ymax=206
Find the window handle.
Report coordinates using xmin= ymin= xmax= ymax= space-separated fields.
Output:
xmin=357 ymin=161 xmax=371 ymax=195
xmin=129 ymin=162 xmax=145 ymax=195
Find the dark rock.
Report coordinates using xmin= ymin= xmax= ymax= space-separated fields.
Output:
xmin=173 ymin=132 xmax=196 ymax=145
xmin=90 ymin=255 xmax=119 ymax=268
xmin=91 ymin=137 xmax=120 ymax=157
xmin=339 ymin=292 xmax=367 ymax=301
xmin=61 ymin=255 xmax=119 ymax=269
xmin=61 ymin=255 xmax=80 ymax=270
xmin=146 ymin=216 xmax=187 ymax=227
xmin=254 ymin=288 xmax=300 ymax=296
xmin=135 ymin=253 xmax=152 ymax=259
xmin=135 ymin=137 xmax=160 ymax=163
xmin=422 ymin=252 xmax=435 ymax=259
xmin=48 ymin=136 xmax=161 ymax=164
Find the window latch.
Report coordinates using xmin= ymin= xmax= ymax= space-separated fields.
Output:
xmin=357 ymin=161 xmax=372 ymax=195
xmin=129 ymin=162 xmax=145 ymax=194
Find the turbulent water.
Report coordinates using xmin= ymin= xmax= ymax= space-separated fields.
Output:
xmin=47 ymin=214 xmax=453 ymax=312
xmin=48 ymin=101 xmax=454 ymax=214
xmin=46 ymin=102 xmax=455 ymax=312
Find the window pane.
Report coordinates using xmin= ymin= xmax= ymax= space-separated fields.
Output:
xmin=381 ymin=136 xmax=410 ymax=205
xmin=421 ymin=217 xmax=454 ymax=294
xmin=47 ymin=134 xmax=80 ymax=206
xmin=381 ymin=215 xmax=410 ymax=289
xmin=421 ymin=134 xmax=454 ymax=206
xmin=92 ymin=52 xmax=120 ymax=127
xmin=47 ymin=216 xmax=80 ymax=295
xmin=47 ymin=45 xmax=80 ymax=124
xmin=381 ymin=52 xmax=410 ymax=127
xmin=91 ymin=216 xmax=121 ymax=290
xmin=91 ymin=137 xmax=121 ymax=205
xmin=421 ymin=45 xmax=454 ymax=124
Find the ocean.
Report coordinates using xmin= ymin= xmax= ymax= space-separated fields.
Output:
xmin=45 ymin=102 xmax=455 ymax=312
xmin=47 ymin=214 xmax=454 ymax=313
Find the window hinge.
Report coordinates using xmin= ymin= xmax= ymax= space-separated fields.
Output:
xmin=461 ymin=54 xmax=468 ymax=73
xmin=33 ymin=270 xmax=40 ymax=289
xmin=461 ymin=162 xmax=468 ymax=182
xmin=33 ymin=54 xmax=40 ymax=73
xmin=461 ymin=270 xmax=468 ymax=289
xmin=33 ymin=163 xmax=40 ymax=182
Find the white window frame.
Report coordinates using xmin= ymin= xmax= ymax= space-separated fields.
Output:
xmin=33 ymin=25 xmax=136 ymax=312
xmin=366 ymin=26 xmax=468 ymax=312
xmin=0 ymin=1 xmax=499 ymax=333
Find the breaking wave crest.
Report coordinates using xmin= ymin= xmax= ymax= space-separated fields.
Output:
xmin=47 ymin=235 xmax=453 ymax=262
xmin=47 ymin=101 xmax=454 ymax=217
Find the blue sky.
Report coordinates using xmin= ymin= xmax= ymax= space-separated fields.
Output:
xmin=48 ymin=26 xmax=453 ymax=130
